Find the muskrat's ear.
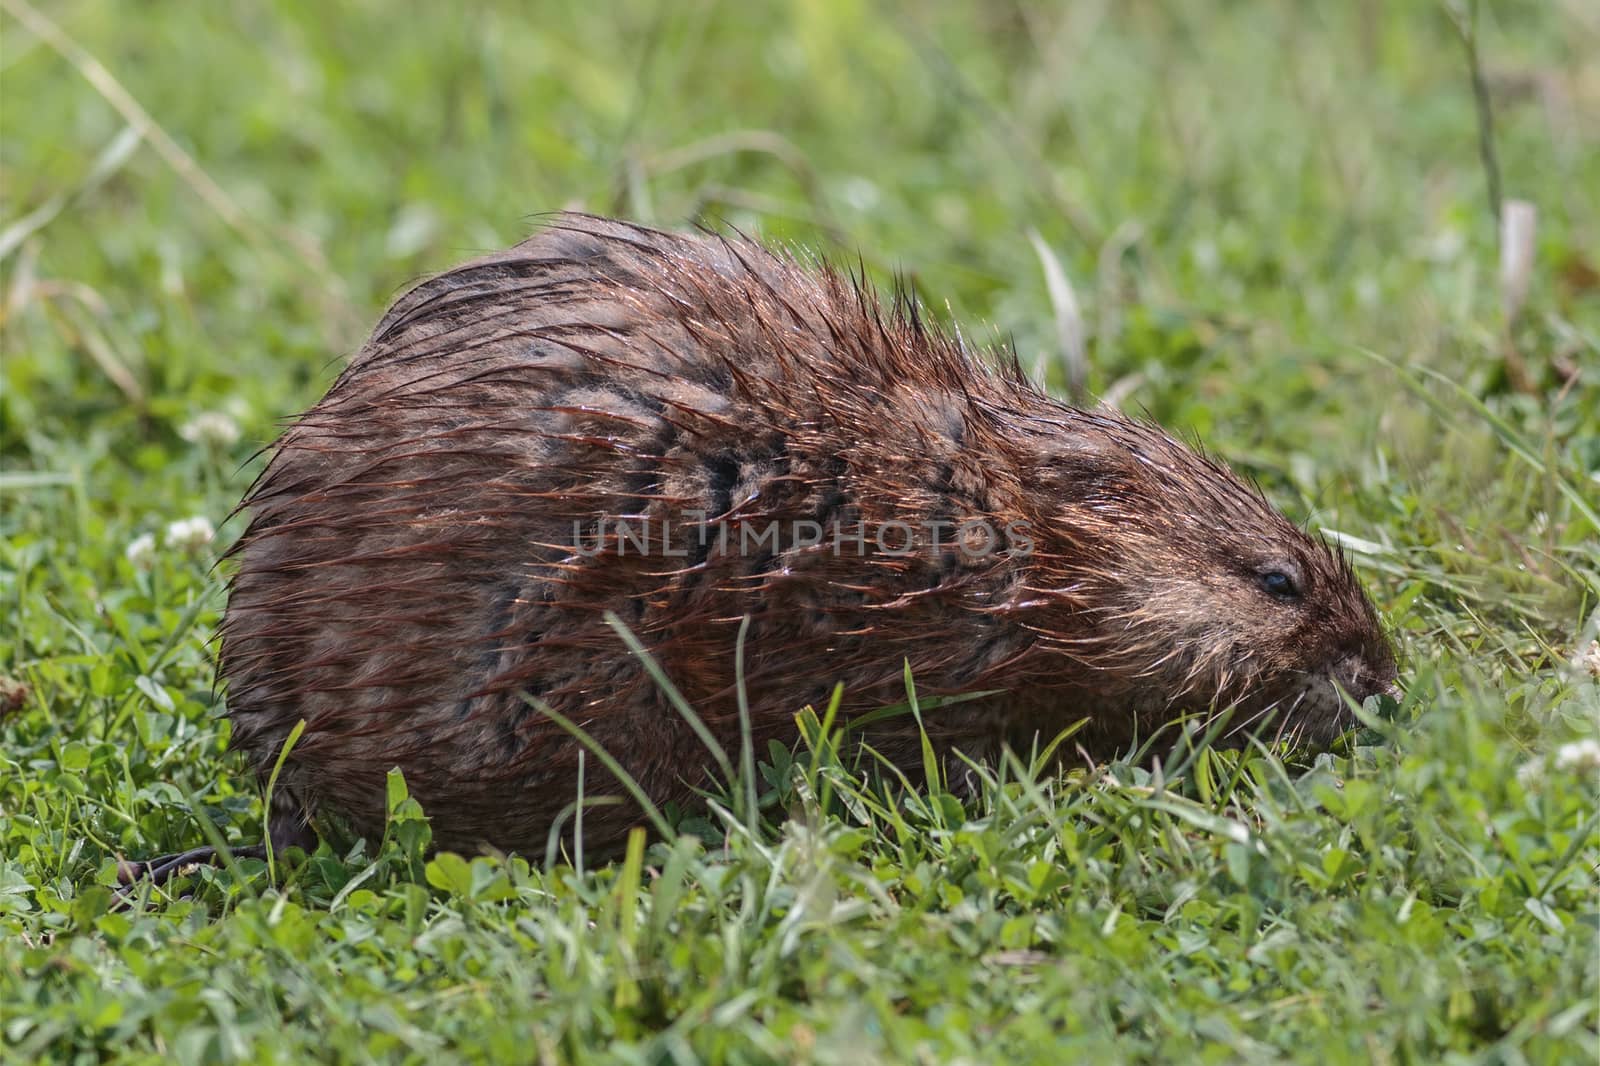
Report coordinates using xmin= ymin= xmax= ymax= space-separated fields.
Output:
xmin=1030 ymin=431 xmax=1135 ymax=496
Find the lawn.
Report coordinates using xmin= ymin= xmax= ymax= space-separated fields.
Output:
xmin=2 ymin=1 xmax=1597 ymax=1062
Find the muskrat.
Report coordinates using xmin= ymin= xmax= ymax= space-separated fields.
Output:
xmin=124 ymin=213 xmax=1397 ymax=880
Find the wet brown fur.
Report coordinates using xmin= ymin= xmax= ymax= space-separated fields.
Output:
xmin=218 ymin=213 xmax=1396 ymax=858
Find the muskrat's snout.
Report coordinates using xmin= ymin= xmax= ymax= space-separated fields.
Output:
xmin=1336 ymin=649 xmax=1400 ymax=705
xmin=1282 ymin=639 xmax=1399 ymax=749
xmin=1333 ymin=595 xmax=1402 ymax=702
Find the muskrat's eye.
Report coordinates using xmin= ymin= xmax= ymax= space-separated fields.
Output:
xmin=1260 ymin=569 xmax=1300 ymax=599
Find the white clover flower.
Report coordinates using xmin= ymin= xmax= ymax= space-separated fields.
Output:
xmin=164 ymin=516 xmax=216 ymax=553
xmin=1422 ymin=227 xmax=1465 ymax=263
xmin=1515 ymin=757 xmax=1544 ymax=791
xmin=124 ymin=532 xmax=157 ymax=571
xmin=179 ymin=411 xmax=241 ymax=449
xmin=1354 ymin=275 xmax=1380 ymax=309
xmin=1553 ymin=739 xmax=1600 ymax=776
xmin=1576 ymin=641 xmax=1600 ymax=682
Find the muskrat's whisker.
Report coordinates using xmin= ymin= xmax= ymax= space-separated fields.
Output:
xmin=1222 ymin=703 xmax=1268 ymax=745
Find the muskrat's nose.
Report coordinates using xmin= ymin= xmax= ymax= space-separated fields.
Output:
xmin=1335 ymin=654 xmax=1399 ymax=704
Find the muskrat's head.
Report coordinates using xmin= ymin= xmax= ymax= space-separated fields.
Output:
xmin=1019 ymin=409 xmax=1397 ymax=749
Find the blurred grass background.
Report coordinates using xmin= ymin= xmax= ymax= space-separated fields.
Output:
xmin=1 ymin=1 xmax=1597 ymax=1062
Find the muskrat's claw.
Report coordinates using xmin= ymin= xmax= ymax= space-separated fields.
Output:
xmin=113 ymin=844 xmax=271 ymax=906
xmin=113 ymin=814 xmax=315 ymax=904
xmin=118 ymin=844 xmax=270 ymax=884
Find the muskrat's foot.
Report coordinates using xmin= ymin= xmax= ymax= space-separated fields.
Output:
xmin=113 ymin=815 xmax=316 ymax=903
xmin=110 ymin=844 xmax=268 ymax=909
xmin=116 ymin=844 xmax=271 ymax=888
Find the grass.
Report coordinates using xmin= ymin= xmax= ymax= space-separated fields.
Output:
xmin=2 ymin=0 xmax=1597 ymax=1062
